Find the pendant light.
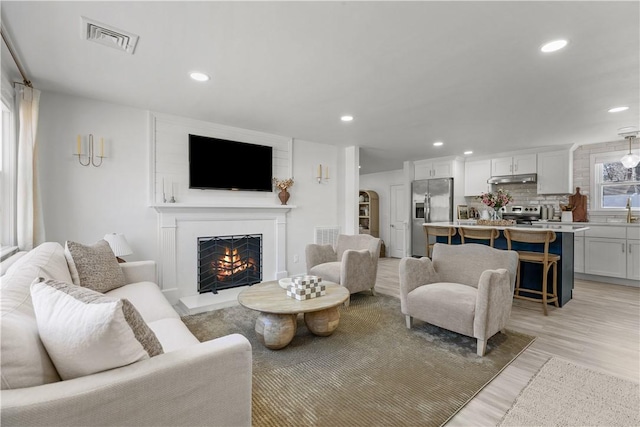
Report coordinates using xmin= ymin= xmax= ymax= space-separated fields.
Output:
xmin=619 ymin=130 xmax=640 ymax=168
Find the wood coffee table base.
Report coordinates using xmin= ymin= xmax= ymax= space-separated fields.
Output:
xmin=304 ymin=307 xmax=340 ymax=336
xmin=254 ymin=307 xmax=341 ymax=350
xmin=255 ymin=313 xmax=297 ymax=350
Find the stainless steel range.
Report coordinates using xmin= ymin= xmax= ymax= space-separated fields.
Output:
xmin=499 ymin=205 xmax=541 ymax=224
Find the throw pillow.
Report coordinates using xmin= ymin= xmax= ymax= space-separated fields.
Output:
xmin=65 ymin=239 xmax=126 ymax=292
xmin=30 ymin=277 xmax=164 ymax=380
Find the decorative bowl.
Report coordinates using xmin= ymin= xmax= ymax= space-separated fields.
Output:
xmin=278 ymin=278 xmax=292 ymax=289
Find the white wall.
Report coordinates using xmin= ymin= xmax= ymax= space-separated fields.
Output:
xmin=359 ymin=169 xmax=405 ymax=252
xmin=36 ymin=91 xmax=340 ymax=274
xmin=288 ymin=139 xmax=339 ymax=275
xmin=37 ymin=92 xmax=157 ymax=261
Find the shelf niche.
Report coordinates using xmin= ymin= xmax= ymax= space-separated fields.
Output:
xmin=358 ymin=190 xmax=379 ymax=238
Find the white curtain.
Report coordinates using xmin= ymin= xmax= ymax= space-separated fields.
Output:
xmin=16 ymin=83 xmax=44 ymax=250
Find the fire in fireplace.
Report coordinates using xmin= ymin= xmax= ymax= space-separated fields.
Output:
xmin=197 ymin=234 xmax=262 ymax=294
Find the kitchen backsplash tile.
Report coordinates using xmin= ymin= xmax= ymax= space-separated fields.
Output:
xmin=465 ymin=182 xmax=569 ymax=217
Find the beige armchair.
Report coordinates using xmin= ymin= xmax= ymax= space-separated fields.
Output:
xmin=306 ymin=234 xmax=382 ymax=299
xmin=399 ymin=243 xmax=518 ymax=356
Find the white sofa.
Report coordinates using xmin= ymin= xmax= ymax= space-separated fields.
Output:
xmin=1 ymin=242 xmax=252 ymax=427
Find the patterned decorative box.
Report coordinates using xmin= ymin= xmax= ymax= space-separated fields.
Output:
xmin=292 ymin=275 xmax=322 ymax=287
xmin=286 ymin=275 xmax=325 ymax=300
xmin=286 ymin=284 xmax=326 ymax=300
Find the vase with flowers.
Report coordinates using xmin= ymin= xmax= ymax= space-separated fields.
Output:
xmin=478 ymin=188 xmax=513 ymax=220
xmin=273 ymin=178 xmax=294 ymax=205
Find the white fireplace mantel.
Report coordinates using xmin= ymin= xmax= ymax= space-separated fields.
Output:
xmin=152 ymin=204 xmax=295 ymax=305
xmin=151 ymin=203 xmax=297 ymax=212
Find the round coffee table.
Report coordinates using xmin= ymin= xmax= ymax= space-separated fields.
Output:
xmin=237 ymin=280 xmax=349 ymax=350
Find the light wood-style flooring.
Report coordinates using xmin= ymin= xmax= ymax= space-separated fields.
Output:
xmin=374 ymin=257 xmax=640 ymax=426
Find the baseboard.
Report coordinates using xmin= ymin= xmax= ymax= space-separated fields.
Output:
xmin=575 ymin=273 xmax=639 ymax=287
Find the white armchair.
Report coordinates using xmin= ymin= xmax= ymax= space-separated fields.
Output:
xmin=399 ymin=243 xmax=518 ymax=356
xmin=305 ymin=234 xmax=381 ymax=299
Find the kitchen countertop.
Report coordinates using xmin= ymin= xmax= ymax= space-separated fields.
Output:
xmin=427 ymin=221 xmax=590 ymax=233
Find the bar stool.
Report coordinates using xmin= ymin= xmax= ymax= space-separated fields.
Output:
xmin=503 ymin=228 xmax=560 ymax=316
xmin=459 ymin=227 xmax=500 ymax=247
xmin=424 ymin=225 xmax=457 ymax=258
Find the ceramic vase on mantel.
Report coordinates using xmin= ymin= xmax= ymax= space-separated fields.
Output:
xmin=278 ymin=189 xmax=290 ymax=205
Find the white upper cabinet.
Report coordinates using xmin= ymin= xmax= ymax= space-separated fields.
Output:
xmin=414 ymin=159 xmax=454 ymax=180
xmin=537 ymin=150 xmax=572 ymax=194
xmin=491 ymin=154 xmax=537 ymax=176
xmin=464 ymin=159 xmax=491 ymax=196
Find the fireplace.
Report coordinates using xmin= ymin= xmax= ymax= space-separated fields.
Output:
xmin=197 ymin=234 xmax=262 ymax=294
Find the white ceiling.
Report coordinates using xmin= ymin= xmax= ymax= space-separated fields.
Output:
xmin=2 ymin=1 xmax=639 ymax=174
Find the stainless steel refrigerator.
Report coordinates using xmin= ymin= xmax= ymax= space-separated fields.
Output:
xmin=411 ymin=178 xmax=454 ymax=257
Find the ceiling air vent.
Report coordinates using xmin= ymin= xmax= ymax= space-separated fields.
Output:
xmin=81 ymin=16 xmax=139 ymax=55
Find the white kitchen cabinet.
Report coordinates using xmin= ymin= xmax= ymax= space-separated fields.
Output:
xmin=585 ymin=237 xmax=627 ymax=278
xmin=464 ymin=159 xmax=491 ymax=196
xmin=414 ymin=159 xmax=454 ymax=179
xmin=537 ymin=150 xmax=572 ymax=194
xmin=627 ymin=240 xmax=640 ymax=281
xmin=491 ymin=154 xmax=537 ymax=176
xmin=574 ymin=233 xmax=584 ymax=273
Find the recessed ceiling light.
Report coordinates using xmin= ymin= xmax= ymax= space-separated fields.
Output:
xmin=190 ymin=72 xmax=210 ymax=82
xmin=608 ymin=106 xmax=629 ymax=113
xmin=433 ymin=141 xmax=444 ymax=147
xmin=540 ymin=39 xmax=568 ymax=53
xmin=464 ymin=150 xmax=473 ymax=155
xmin=341 ymin=115 xmax=354 ymax=122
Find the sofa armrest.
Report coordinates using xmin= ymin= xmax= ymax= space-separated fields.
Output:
xmin=0 ymin=334 xmax=252 ymax=427
xmin=399 ymin=257 xmax=437 ymax=314
xmin=120 ymin=260 xmax=156 ymax=284
xmin=473 ymin=269 xmax=513 ymax=340
xmin=305 ymin=244 xmax=337 ymax=271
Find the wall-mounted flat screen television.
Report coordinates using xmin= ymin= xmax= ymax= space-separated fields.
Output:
xmin=189 ymin=134 xmax=273 ymax=192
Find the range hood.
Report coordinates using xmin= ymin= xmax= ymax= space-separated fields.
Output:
xmin=487 ymin=173 xmax=537 ymax=185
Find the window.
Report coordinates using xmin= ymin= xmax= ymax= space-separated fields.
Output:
xmin=591 ymin=150 xmax=640 ymax=211
xmin=1 ymin=99 xmax=17 ymax=249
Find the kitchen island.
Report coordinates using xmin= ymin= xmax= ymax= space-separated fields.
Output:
xmin=426 ymin=221 xmax=589 ymax=307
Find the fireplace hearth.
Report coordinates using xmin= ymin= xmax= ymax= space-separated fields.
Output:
xmin=197 ymin=234 xmax=262 ymax=294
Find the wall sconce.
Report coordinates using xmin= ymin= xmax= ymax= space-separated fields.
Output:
xmin=316 ymin=164 xmax=329 ymax=184
xmin=75 ymin=134 xmax=105 ymax=167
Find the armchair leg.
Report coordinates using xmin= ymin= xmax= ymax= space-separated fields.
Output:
xmin=371 ymin=287 xmax=376 ymax=296
xmin=405 ymin=315 xmax=413 ymax=329
xmin=476 ymin=339 xmax=487 ymax=357
xmin=343 ymin=296 xmax=350 ymax=308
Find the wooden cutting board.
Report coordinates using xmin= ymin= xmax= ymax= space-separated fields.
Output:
xmin=569 ymin=187 xmax=588 ymax=222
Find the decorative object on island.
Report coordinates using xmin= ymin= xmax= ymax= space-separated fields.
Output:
xmin=103 ymin=233 xmax=133 ymax=263
xmin=75 ymin=134 xmax=105 ymax=167
xmin=358 ymin=190 xmax=379 ymax=237
xmin=476 ymin=219 xmax=516 ymax=226
xmin=478 ymin=188 xmax=513 ymax=220
xmin=457 ymin=205 xmax=469 ymax=220
xmin=316 ymin=164 xmax=329 ymax=184
xmin=618 ymin=128 xmax=640 ymax=168
xmin=273 ymin=178 xmax=294 ymax=205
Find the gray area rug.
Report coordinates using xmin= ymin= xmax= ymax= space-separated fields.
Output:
xmin=183 ymin=293 xmax=534 ymax=427
xmin=499 ymin=357 xmax=640 ymax=426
